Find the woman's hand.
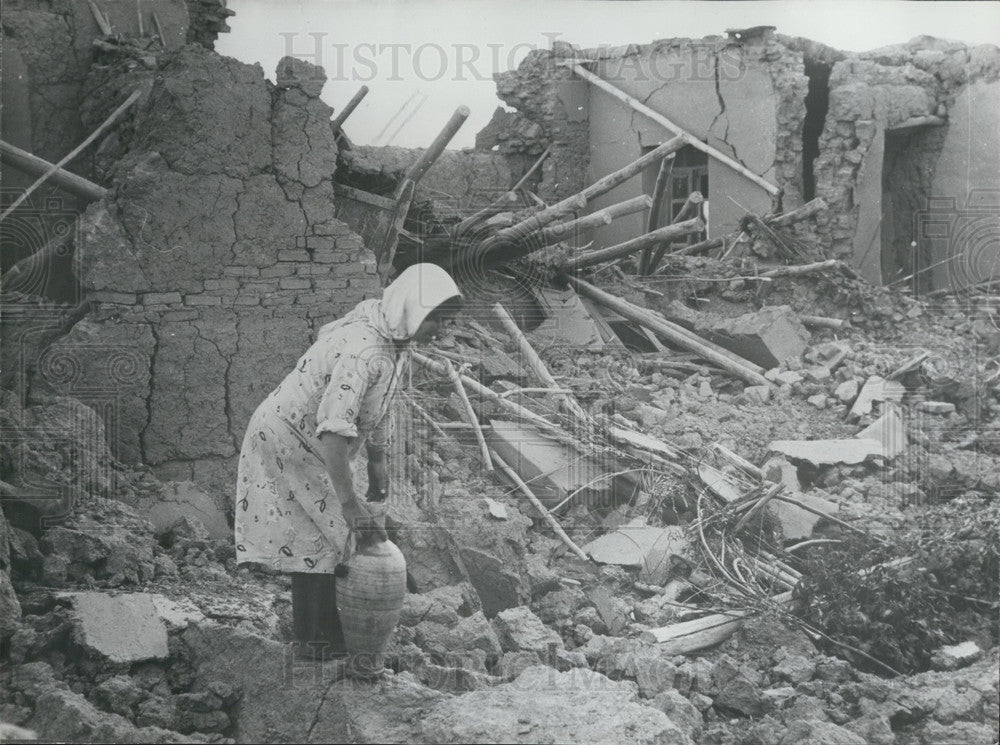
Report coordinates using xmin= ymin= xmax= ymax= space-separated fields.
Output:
xmin=342 ymin=495 xmax=388 ymax=544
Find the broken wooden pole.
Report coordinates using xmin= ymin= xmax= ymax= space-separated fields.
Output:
xmin=564 ymin=61 xmax=780 ymax=196
xmin=492 ymin=302 xmax=591 ymax=426
xmin=761 ymin=259 xmax=843 ymax=278
xmin=799 ymin=314 xmax=848 ymax=330
xmin=0 ymin=140 xmax=108 ymax=203
xmin=150 ymin=9 xmax=164 ymax=43
xmin=765 ymin=198 xmax=829 ymax=228
xmin=442 ymin=358 xmax=493 ymax=472
xmin=712 ymin=443 xmax=765 ymax=481
xmin=509 ymin=144 xmax=552 ymax=194
xmin=640 ymin=590 xmax=793 ymax=650
xmin=471 ymin=139 xmax=685 ymax=267
xmin=1 ymin=89 xmax=142 ymax=221
xmin=402 ymin=105 xmax=470 ymax=184
xmin=673 ymin=198 xmax=828 ymax=257
xmin=331 ymin=85 xmax=369 ymax=133
xmin=412 ymin=351 xmax=564 ymax=435
xmin=561 ymin=218 xmax=704 ymax=272
xmin=580 ymin=136 xmax=686 ymax=204
xmin=86 ymin=0 xmax=112 ymax=34
xmin=639 ymin=154 xmax=675 ymax=274
xmin=732 ymin=482 xmax=783 ymax=534
xmin=647 ymin=191 xmax=706 ymax=272
xmin=541 ymin=194 xmax=654 ymax=245
xmin=490 ymin=450 xmax=590 ymax=562
xmin=567 ymin=277 xmax=772 ymax=387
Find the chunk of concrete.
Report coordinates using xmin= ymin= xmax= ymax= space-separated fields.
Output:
xmin=708 ymin=306 xmax=811 ymax=369
xmin=492 ymin=607 xmax=564 ymax=654
xmin=855 ymin=405 xmax=906 ymax=458
xmin=136 ymin=480 xmax=230 ymax=541
xmin=930 ymin=641 xmax=983 ymax=670
xmin=769 ymin=439 xmax=883 ymax=466
xmin=529 ymin=286 xmax=615 ymax=350
xmin=487 ymin=420 xmax=631 ymax=510
xmin=667 ymin=304 xmax=810 ymax=369
xmin=581 ymin=523 xmax=689 ymax=585
xmin=459 ymin=547 xmax=527 ymax=619
xmin=67 ymin=592 xmax=169 ymax=664
xmin=768 ymin=492 xmax=839 ymax=541
xmin=419 ymin=666 xmax=693 ymax=745
xmin=834 ymin=379 xmax=859 ymax=403
xmin=483 ymin=498 xmax=508 ymax=520
xmin=916 ymin=400 xmax=956 ymax=415
xmin=744 ymin=385 xmax=771 ymax=404
xmin=848 ymin=376 xmax=905 ymax=421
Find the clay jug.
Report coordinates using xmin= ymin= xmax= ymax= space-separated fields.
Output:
xmin=335 ymin=537 xmax=407 ymax=676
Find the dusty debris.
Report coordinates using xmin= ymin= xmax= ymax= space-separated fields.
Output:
xmin=1 ymin=5 xmax=998 ymax=744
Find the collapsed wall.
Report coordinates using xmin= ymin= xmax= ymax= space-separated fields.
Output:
xmin=489 ymin=31 xmax=1000 ymax=288
xmin=812 ymin=36 xmax=1000 ymax=288
xmin=17 ymin=49 xmax=379 ymax=507
xmin=491 ymin=32 xmax=808 ymax=249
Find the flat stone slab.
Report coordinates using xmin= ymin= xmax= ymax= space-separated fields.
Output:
xmin=770 ymin=492 xmax=839 ymax=541
xmin=855 ymin=406 xmax=906 ymax=458
xmin=68 ymin=592 xmax=169 ymax=663
xmin=848 ymin=376 xmax=905 ymax=421
xmin=769 ymin=439 xmax=883 ymax=465
xmin=581 ymin=523 xmax=688 ymax=584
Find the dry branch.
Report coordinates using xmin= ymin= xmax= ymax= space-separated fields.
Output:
xmin=441 ymin=359 xmax=493 ymax=472
xmin=560 ymin=218 xmax=704 ymax=272
xmin=0 ymin=140 xmax=108 ymax=203
xmin=568 ymin=277 xmax=771 ymax=386
xmin=490 ymin=450 xmax=590 ymax=562
xmin=1 ymin=90 xmax=142 ymax=221
xmin=492 ymin=302 xmax=590 ymax=426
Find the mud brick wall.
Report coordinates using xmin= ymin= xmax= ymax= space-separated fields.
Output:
xmin=486 ymin=33 xmax=1000 ymax=288
xmin=28 ymin=50 xmax=380 ymax=507
xmin=811 ymin=38 xmax=1000 ymax=285
xmin=1 ymin=0 xmax=190 ymax=166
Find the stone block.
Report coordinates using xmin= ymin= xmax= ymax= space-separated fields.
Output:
xmin=492 ymin=607 xmax=564 ymax=654
xmin=142 ymin=292 xmax=183 ymax=305
xmin=67 ymin=592 xmax=169 ymax=664
xmin=278 ymin=277 xmax=311 ymax=290
xmin=667 ymin=304 xmax=810 ymax=369
xmin=183 ymin=294 xmax=222 ymax=306
xmin=581 ymin=523 xmax=689 ymax=585
xmin=134 ymin=480 xmax=230 ymax=540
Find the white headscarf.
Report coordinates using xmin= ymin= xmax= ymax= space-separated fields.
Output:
xmin=317 ymin=263 xmax=462 ymax=342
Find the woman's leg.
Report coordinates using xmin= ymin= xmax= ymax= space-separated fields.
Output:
xmin=290 ymin=572 xmax=345 ymax=658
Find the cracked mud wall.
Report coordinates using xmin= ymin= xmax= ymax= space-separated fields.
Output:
xmin=492 ymin=33 xmax=1000 ymax=287
xmin=28 ymin=50 xmax=379 ymax=508
xmin=1 ymin=0 xmax=189 ymax=167
xmin=496 ymin=35 xmax=805 ymax=250
xmin=0 ymin=0 xmax=191 ymax=272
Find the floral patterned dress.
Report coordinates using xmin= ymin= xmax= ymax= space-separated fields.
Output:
xmin=234 ymin=308 xmax=406 ymax=573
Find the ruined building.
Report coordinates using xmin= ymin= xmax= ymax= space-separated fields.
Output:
xmin=2 ymin=7 xmax=998 ymax=511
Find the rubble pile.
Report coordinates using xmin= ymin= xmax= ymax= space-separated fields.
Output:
xmin=1 ymin=5 xmax=998 ymax=745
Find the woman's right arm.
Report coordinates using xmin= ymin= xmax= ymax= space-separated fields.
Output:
xmin=318 ymin=432 xmax=387 ymax=541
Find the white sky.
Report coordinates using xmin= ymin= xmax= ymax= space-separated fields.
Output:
xmin=217 ymin=0 xmax=1000 ymax=148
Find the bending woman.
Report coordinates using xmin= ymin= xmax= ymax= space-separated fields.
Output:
xmin=234 ymin=263 xmax=462 ymax=656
